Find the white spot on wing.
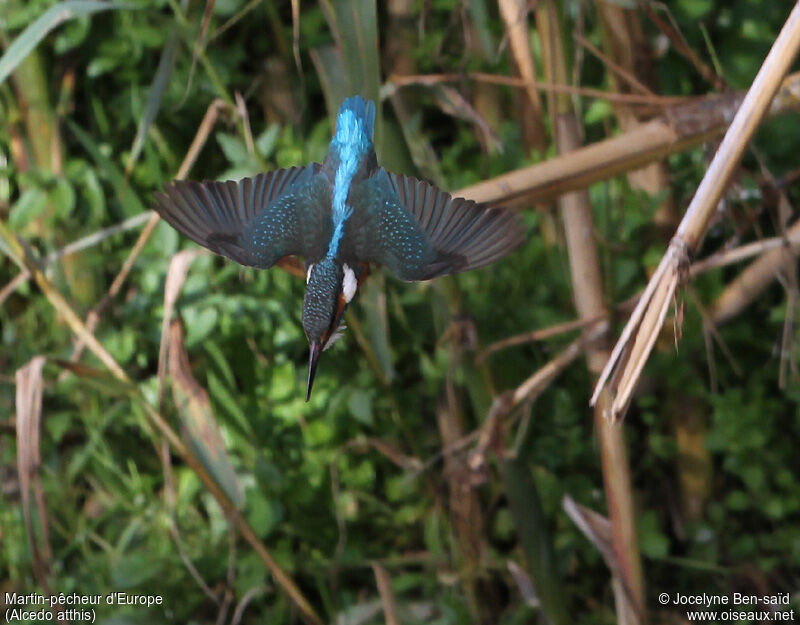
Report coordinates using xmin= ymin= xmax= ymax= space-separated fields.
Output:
xmin=306 ymin=263 xmax=314 ymax=284
xmin=342 ymin=263 xmax=357 ymax=302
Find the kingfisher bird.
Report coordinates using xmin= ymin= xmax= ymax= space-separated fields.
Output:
xmin=153 ymin=95 xmax=524 ymax=400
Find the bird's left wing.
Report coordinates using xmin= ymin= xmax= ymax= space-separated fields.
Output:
xmin=153 ymin=164 xmax=330 ymax=268
xmin=348 ymin=168 xmax=525 ymax=281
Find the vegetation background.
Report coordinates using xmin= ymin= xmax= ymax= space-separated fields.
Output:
xmin=2 ymin=0 xmax=800 ymax=623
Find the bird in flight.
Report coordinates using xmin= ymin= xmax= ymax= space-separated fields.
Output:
xmin=153 ymin=95 xmax=524 ymax=400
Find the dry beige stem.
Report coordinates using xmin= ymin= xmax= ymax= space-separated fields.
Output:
xmin=711 ymin=218 xmax=800 ymax=323
xmin=511 ymin=321 xmax=608 ymax=407
xmin=592 ymin=2 xmax=800 ymax=420
xmin=690 ymin=229 xmax=800 ymax=277
xmin=562 ymin=496 xmax=642 ymax=624
xmin=573 ymin=32 xmax=654 ymax=97
xmin=157 ymin=249 xmax=209 ymax=408
xmin=478 ymin=315 xmax=606 ymax=362
xmin=372 ymin=562 xmax=401 ymax=625
xmin=388 ymin=71 xmax=685 ymax=105
xmin=497 ymin=0 xmax=547 ymax=151
xmin=15 ymin=356 xmax=53 ymax=596
xmin=562 ymin=496 xmax=617 ymax=575
xmin=538 ymin=0 xmax=644 ymax=619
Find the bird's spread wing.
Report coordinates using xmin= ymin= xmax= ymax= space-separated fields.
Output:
xmin=348 ymin=168 xmax=525 ymax=281
xmin=153 ymin=165 xmax=330 ymax=268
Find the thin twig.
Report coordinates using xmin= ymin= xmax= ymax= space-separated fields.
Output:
xmin=230 ymin=586 xmax=268 ymax=625
xmin=0 ymin=212 xmax=152 ymax=306
xmin=512 ymin=321 xmax=609 ymax=407
xmin=573 ymin=32 xmax=655 ymax=97
xmin=387 ymin=71 xmax=688 ymax=106
xmin=689 ymin=230 xmax=800 ymax=276
xmin=687 ymin=287 xmax=742 ymax=376
xmin=477 ymin=315 xmax=606 ymax=362
xmin=642 ymin=2 xmax=728 ymax=92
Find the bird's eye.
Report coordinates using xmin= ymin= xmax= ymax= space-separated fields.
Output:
xmin=342 ymin=263 xmax=357 ymax=302
xmin=306 ymin=264 xmax=315 ymax=284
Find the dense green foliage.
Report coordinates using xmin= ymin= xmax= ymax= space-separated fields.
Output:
xmin=2 ymin=0 xmax=799 ymax=623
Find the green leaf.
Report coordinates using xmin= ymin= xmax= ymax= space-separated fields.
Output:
xmin=584 ymin=99 xmax=613 ymax=125
xmin=207 ymin=370 xmax=254 ymax=437
xmin=127 ymin=29 xmax=180 ymax=173
xmin=245 ymin=490 xmax=283 ymax=539
xmin=49 ymin=178 xmax=76 ymax=219
xmin=256 ymin=124 xmax=281 ymax=159
xmin=9 ymin=187 xmax=48 ymax=230
xmin=347 ymin=389 xmax=373 ymax=425
xmin=504 ymin=456 xmax=570 ymax=625
xmin=170 ymin=324 xmax=244 ymax=509
xmin=66 ymin=120 xmax=146 ymax=216
xmin=0 ymin=1 xmax=134 ymax=86
xmin=216 ymin=132 xmax=249 ymax=165
xmin=360 ymin=275 xmax=395 ymax=383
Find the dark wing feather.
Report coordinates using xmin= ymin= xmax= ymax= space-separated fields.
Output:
xmin=347 ymin=168 xmax=524 ymax=281
xmin=153 ymin=165 xmax=328 ymax=268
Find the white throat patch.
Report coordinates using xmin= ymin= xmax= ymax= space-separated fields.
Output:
xmin=342 ymin=263 xmax=357 ymax=303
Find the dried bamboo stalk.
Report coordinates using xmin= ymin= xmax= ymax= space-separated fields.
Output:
xmin=592 ymin=1 xmax=800 ymax=420
xmin=497 ymin=0 xmax=548 ymax=151
xmin=536 ymin=0 xmax=645 ymax=621
xmin=596 ymin=0 xmax=678 ymax=227
xmin=457 ymin=71 xmax=800 ymax=205
xmin=710 ymin=217 xmax=800 ymax=323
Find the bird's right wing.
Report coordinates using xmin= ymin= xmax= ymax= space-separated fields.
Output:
xmin=349 ymin=168 xmax=525 ymax=281
xmin=153 ymin=164 xmax=330 ymax=268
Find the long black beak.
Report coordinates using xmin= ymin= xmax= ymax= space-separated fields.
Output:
xmin=306 ymin=342 xmax=322 ymax=402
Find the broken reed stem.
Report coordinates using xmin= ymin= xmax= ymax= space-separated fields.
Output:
xmin=0 ymin=221 xmax=323 ymax=625
xmin=592 ymin=1 xmax=800 ymax=419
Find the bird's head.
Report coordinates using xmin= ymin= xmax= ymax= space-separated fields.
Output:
xmin=302 ymin=257 xmax=359 ymax=400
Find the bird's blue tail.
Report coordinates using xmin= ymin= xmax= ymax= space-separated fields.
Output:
xmin=338 ymin=95 xmax=375 ymax=139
